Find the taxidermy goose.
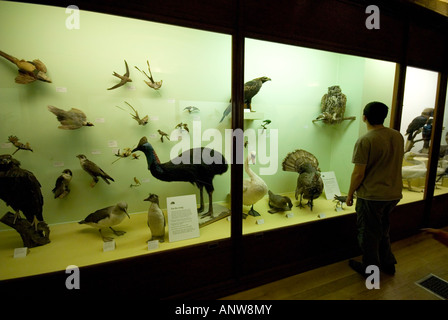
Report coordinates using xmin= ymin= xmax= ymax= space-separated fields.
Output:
xmin=243 ymin=151 xmax=268 ymax=217
xmin=402 ymin=152 xmax=427 ymax=192
xmin=132 ymin=136 xmax=228 ymax=217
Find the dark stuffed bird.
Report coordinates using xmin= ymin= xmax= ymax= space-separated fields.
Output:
xmin=52 ymin=169 xmax=72 ymax=199
xmin=132 ymin=136 xmax=228 ymax=217
xmin=77 ymin=154 xmax=114 ymax=187
xmin=267 ymin=190 xmax=293 ymax=214
xmin=219 ymin=76 xmax=271 ymax=122
xmin=282 ymin=149 xmax=323 ymax=211
xmin=405 ymin=108 xmax=433 ymax=152
xmin=0 ymin=154 xmax=44 ymax=229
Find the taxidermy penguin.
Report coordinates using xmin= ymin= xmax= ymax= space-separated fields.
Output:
xmin=144 ymin=193 xmax=165 ymax=243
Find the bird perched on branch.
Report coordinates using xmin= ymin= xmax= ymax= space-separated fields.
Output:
xmin=144 ymin=193 xmax=165 ymax=243
xmin=0 ymin=154 xmax=45 ymax=229
xmin=157 ymin=129 xmax=170 ymax=143
xmin=132 ymin=136 xmax=228 ymax=217
xmin=282 ymin=149 xmax=323 ymax=211
xmin=0 ymin=50 xmax=51 ymax=84
xmin=219 ymin=76 xmax=271 ymax=122
xmin=8 ymin=135 xmax=33 ymax=154
xmin=76 ymin=154 xmax=114 ymax=187
xmin=404 ymin=108 xmax=433 ymax=152
xmin=79 ymin=202 xmax=129 ymax=242
xmin=52 ymin=169 xmax=72 ymax=199
xmin=313 ymin=85 xmax=355 ymax=124
xmin=47 ymin=105 xmax=94 ymax=130
xmin=107 ymin=60 xmax=132 ymax=90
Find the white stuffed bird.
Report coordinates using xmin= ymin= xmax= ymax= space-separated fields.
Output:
xmin=243 ymin=151 xmax=268 ymax=217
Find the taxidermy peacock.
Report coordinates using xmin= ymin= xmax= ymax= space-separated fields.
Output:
xmin=0 ymin=154 xmax=45 ymax=229
xmin=282 ymin=149 xmax=323 ymax=211
xmin=132 ymin=137 xmax=228 ymax=217
xmin=243 ymin=151 xmax=268 ymax=217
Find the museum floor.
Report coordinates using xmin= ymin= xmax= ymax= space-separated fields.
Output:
xmin=221 ymin=226 xmax=448 ymax=300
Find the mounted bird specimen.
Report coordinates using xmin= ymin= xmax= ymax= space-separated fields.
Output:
xmin=267 ymin=190 xmax=292 ymax=214
xmin=135 ymin=60 xmax=162 ymax=90
xmin=0 ymin=154 xmax=46 ymax=232
xmin=132 ymin=136 xmax=228 ymax=217
xmin=144 ymin=193 xmax=165 ymax=243
xmin=184 ymin=106 xmax=200 ymax=114
xmin=175 ymin=122 xmax=189 ymax=133
xmin=76 ymin=154 xmax=114 ymax=187
xmin=116 ymin=102 xmax=148 ymax=126
xmin=107 ymin=60 xmax=132 ymax=90
xmin=47 ymin=105 xmax=94 ymax=130
xmin=261 ymin=119 xmax=272 ymax=133
xmin=79 ymin=202 xmax=129 ymax=242
xmin=112 ymin=148 xmax=139 ymax=164
xmin=219 ymin=76 xmax=271 ymax=122
xmin=52 ymin=169 xmax=72 ymax=199
xmin=158 ymin=129 xmax=170 ymax=143
xmin=0 ymin=50 xmax=51 ymax=84
xmin=402 ymin=152 xmax=427 ymax=192
xmin=333 ymin=195 xmax=348 ymax=210
xmin=8 ymin=135 xmax=33 ymax=155
xmin=313 ymin=86 xmax=355 ymax=124
xmin=243 ymin=151 xmax=268 ymax=217
xmin=282 ymin=149 xmax=323 ymax=211
xmin=404 ymin=108 xmax=433 ymax=152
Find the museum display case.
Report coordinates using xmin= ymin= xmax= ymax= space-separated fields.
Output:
xmin=0 ymin=0 xmax=447 ymax=299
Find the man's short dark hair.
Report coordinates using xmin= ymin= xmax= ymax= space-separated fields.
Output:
xmin=363 ymin=101 xmax=389 ymax=125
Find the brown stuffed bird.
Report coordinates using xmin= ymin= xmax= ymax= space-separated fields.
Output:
xmin=77 ymin=154 xmax=114 ymax=187
xmin=0 ymin=50 xmax=51 ymax=84
xmin=48 ymin=105 xmax=94 ymax=130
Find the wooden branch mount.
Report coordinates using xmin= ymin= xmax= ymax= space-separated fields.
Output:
xmin=1 ymin=212 xmax=50 ymax=248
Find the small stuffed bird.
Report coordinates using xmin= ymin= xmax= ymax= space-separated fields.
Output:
xmin=76 ymin=154 xmax=114 ymax=187
xmin=175 ymin=122 xmax=189 ymax=133
xmin=47 ymin=105 xmax=94 ymax=130
xmin=8 ymin=135 xmax=33 ymax=155
xmin=107 ymin=60 xmax=132 ymax=90
xmin=0 ymin=50 xmax=51 ymax=84
xmin=116 ymin=102 xmax=148 ymax=126
xmin=52 ymin=169 xmax=72 ymax=199
xmin=157 ymin=129 xmax=170 ymax=143
xmin=333 ymin=195 xmax=348 ymax=210
xmin=267 ymin=190 xmax=292 ymax=214
xmin=135 ymin=60 xmax=162 ymax=90
xmin=78 ymin=202 xmax=130 ymax=242
xmin=184 ymin=106 xmax=200 ymax=114
xmin=282 ymin=149 xmax=323 ymax=211
xmin=144 ymin=193 xmax=165 ymax=243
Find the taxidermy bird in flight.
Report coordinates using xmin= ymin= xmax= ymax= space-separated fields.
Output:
xmin=219 ymin=76 xmax=271 ymax=123
xmin=132 ymin=136 xmax=228 ymax=217
xmin=48 ymin=105 xmax=94 ymax=130
xmin=107 ymin=60 xmax=132 ymax=90
xmin=116 ymin=102 xmax=149 ymax=126
xmin=76 ymin=154 xmax=114 ymax=187
xmin=282 ymin=149 xmax=323 ymax=211
xmin=0 ymin=50 xmax=51 ymax=84
xmin=135 ymin=60 xmax=162 ymax=90
xmin=79 ymin=202 xmax=130 ymax=242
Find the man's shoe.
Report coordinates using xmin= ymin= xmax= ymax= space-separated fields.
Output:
xmin=348 ymin=259 xmax=368 ymax=278
xmin=380 ymin=264 xmax=396 ymax=275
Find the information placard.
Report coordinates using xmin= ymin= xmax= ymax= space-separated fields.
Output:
xmin=167 ymin=195 xmax=200 ymax=242
xmin=321 ymin=171 xmax=341 ymax=200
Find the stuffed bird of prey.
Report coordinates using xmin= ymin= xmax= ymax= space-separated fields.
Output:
xmin=219 ymin=76 xmax=271 ymax=122
xmin=0 ymin=154 xmax=44 ymax=229
xmin=52 ymin=169 xmax=72 ymax=199
xmin=48 ymin=105 xmax=94 ymax=130
xmin=404 ymin=108 xmax=433 ymax=152
xmin=76 ymin=154 xmax=114 ymax=187
xmin=0 ymin=50 xmax=51 ymax=84
xmin=282 ymin=149 xmax=323 ymax=211
xmin=79 ymin=202 xmax=129 ymax=242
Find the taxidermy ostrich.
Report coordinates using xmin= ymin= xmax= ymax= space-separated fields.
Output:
xmin=132 ymin=137 xmax=228 ymax=217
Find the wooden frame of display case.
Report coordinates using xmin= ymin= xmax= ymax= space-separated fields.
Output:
xmin=1 ymin=0 xmax=448 ymax=299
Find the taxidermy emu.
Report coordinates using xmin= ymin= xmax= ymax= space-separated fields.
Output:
xmin=0 ymin=154 xmax=44 ymax=230
xmin=132 ymin=137 xmax=228 ymax=217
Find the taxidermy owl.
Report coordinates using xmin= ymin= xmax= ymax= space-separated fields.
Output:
xmin=313 ymin=85 xmax=355 ymax=124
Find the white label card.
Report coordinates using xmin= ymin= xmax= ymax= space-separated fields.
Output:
xmin=13 ymin=247 xmax=29 ymax=258
xmin=147 ymin=240 xmax=159 ymax=250
xmin=103 ymin=239 xmax=116 ymax=252
xmin=167 ymin=194 xmax=199 ymax=242
xmin=321 ymin=171 xmax=342 ymax=200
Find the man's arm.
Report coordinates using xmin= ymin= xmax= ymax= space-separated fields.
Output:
xmin=346 ymin=163 xmax=366 ymax=206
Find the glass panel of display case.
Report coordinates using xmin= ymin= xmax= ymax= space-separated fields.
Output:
xmin=400 ymin=67 xmax=439 ymax=198
xmin=0 ymin=2 xmax=232 ymax=280
xmin=435 ymin=78 xmax=448 ymax=195
xmin=241 ymin=38 xmax=397 ymax=235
